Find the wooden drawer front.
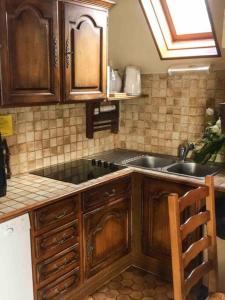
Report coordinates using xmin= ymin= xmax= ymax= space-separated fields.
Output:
xmin=34 ymin=196 xmax=79 ymax=231
xmin=35 ymin=221 xmax=78 ymax=259
xmin=82 ymin=177 xmax=131 ymax=212
xmin=37 ymin=245 xmax=80 ymax=285
xmin=37 ymin=268 xmax=80 ymax=300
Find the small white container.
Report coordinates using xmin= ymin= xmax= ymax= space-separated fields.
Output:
xmin=110 ymin=69 xmax=122 ymax=93
xmin=124 ymin=66 xmax=141 ymax=96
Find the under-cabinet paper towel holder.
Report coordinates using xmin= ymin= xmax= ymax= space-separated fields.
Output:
xmin=86 ymin=101 xmax=119 ymax=139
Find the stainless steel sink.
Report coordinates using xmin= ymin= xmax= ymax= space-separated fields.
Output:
xmin=123 ymin=155 xmax=176 ymax=169
xmin=164 ymin=162 xmax=221 ymax=178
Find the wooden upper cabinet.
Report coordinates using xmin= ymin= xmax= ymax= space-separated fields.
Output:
xmin=0 ymin=0 xmax=60 ymax=106
xmin=63 ymin=2 xmax=108 ymax=101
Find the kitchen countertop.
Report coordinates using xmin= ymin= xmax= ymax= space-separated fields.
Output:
xmin=1 ymin=149 xmax=225 ymax=223
xmin=0 ymin=168 xmax=133 ymax=223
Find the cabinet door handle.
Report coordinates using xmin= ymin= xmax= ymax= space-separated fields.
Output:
xmin=53 ymin=37 xmax=58 ymax=67
xmin=104 ymin=189 xmax=116 ymax=198
xmin=40 ymin=231 xmax=75 ymax=249
xmin=65 ymin=39 xmax=74 ymax=68
xmin=56 ymin=209 xmax=68 ymax=220
xmin=87 ymin=239 xmax=94 ymax=257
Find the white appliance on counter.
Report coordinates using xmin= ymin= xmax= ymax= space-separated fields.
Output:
xmin=0 ymin=214 xmax=34 ymax=300
xmin=124 ymin=66 xmax=141 ymax=96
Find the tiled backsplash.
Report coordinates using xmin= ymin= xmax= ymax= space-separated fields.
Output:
xmin=118 ymin=71 xmax=225 ymax=156
xmin=1 ymin=104 xmax=117 ymax=175
xmin=2 ymin=71 xmax=225 ymax=175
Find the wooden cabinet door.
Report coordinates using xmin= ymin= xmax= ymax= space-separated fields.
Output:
xmin=83 ymin=198 xmax=131 ymax=278
xmin=63 ymin=2 xmax=107 ymax=101
xmin=0 ymin=0 xmax=60 ymax=106
xmin=142 ymin=177 xmax=191 ymax=261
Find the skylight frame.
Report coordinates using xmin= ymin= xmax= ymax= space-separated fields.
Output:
xmin=160 ymin=0 xmax=213 ymax=42
xmin=139 ymin=0 xmax=221 ymax=60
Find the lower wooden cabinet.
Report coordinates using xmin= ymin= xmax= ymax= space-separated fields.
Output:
xmin=34 ymin=220 xmax=79 ymax=259
xmin=36 ymin=245 xmax=80 ymax=285
xmin=142 ymin=177 xmax=191 ymax=260
xmin=29 ymin=173 xmax=201 ymax=298
xmin=37 ymin=268 xmax=80 ymax=300
xmin=83 ymin=197 xmax=131 ymax=278
xmin=30 ymin=195 xmax=81 ymax=300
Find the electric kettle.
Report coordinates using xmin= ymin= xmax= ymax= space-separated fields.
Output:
xmin=124 ymin=66 xmax=141 ymax=96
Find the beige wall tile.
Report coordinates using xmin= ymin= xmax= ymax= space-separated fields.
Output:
xmin=118 ymin=71 xmax=225 ymax=156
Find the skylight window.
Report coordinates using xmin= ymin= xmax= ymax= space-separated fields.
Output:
xmin=140 ymin=0 xmax=220 ymax=59
xmin=165 ymin=0 xmax=212 ymax=35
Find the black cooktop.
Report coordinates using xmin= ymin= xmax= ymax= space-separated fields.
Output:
xmin=31 ymin=159 xmax=124 ymax=185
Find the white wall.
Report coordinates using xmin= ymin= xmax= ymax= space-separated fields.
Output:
xmin=109 ymin=0 xmax=225 ymax=74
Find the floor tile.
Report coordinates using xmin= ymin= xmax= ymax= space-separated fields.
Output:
xmin=90 ymin=267 xmax=173 ymax=300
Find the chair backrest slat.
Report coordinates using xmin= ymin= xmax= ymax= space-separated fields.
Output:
xmin=183 ymin=236 xmax=212 ymax=268
xmin=185 ymin=260 xmax=213 ymax=295
xmin=180 ymin=211 xmax=210 ymax=240
xmin=168 ymin=176 xmax=218 ymax=300
xmin=179 ymin=186 xmax=209 ymax=212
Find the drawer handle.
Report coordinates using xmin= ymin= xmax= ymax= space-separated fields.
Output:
xmin=104 ymin=189 xmax=116 ymax=198
xmin=41 ymin=255 xmax=78 ymax=277
xmin=38 ymin=209 xmax=68 ymax=224
xmin=55 ymin=282 xmax=71 ymax=295
xmin=57 ymin=256 xmax=78 ymax=269
xmin=52 ymin=36 xmax=58 ymax=67
xmin=40 ymin=232 xmax=76 ymax=249
xmin=43 ymin=277 xmax=77 ymax=299
xmin=65 ymin=39 xmax=74 ymax=68
xmin=55 ymin=209 xmax=68 ymax=220
xmin=87 ymin=239 xmax=95 ymax=258
xmin=57 ymin=233 xmax=74 ymax=245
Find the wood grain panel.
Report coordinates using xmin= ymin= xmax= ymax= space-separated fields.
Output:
xmin=10 ymin=7 xmax=50 ymax=90
xmin=142 ymin=177 xmax=191 ymax=260
xmin=0 ymin=0 xmax=60 ymax=106
xmin=37 ymin=268 xmax=80 ymax=300
xmin=63 ymin=2 xmax=107 ymax=101
xmin=84 ymin=198 xmax=131 ymax=278
xmin=33 ymin=196 xmax=79 ymax=232
xmin=35 ymin=221 xmax=79 ymax=259
xmin=72 ymin=19 xmax=101 ymax=88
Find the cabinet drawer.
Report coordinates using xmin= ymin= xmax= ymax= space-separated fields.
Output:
xmin=37 ymin=268 xmax=80 ymax=300
xmin=34 ymin=196 xmax=79 ymax=232
xmin=35 ymin=221 xmax=79 ymax=259
xmin=82 ymin=177 xmax=131 ymax=212
xmin=37 ymin=245 xmax=80 ymax=285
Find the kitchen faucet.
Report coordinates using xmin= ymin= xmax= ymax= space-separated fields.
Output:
xmin=178 ymin=142 xmax=195 ymax=162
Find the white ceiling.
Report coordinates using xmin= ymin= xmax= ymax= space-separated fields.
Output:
xmin=108 ymin=0 xmax=225 ymax=74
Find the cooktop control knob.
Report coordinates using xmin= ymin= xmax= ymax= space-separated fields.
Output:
xmin=109 ymin=162 xmax=116 ymax=169
xmin=91 ymin=159 xmax=96 ymax=165
xmin=103 ymin=161 xmax=109 ymax=168
xmin=97 ymin=160 xmax=102 ymax=167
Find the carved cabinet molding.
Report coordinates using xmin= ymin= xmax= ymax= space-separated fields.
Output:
xmin=142 ymin=177 xmax=191 ymax=261
xmin=0 ymin=0 xmax=114 ymax=106
xmin=83 ymin=198 xmax=131 ymax=278
xmin=0 ymin=0 xmax=60 ymax=106
xmin=62 ymin=2 xmax=108 ymax=101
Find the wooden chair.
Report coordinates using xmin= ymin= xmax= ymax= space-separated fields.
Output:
xmin=168 ymin=176 xmax=225 ymax=300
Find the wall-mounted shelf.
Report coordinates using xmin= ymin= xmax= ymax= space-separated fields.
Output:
xmin=86 ymin=101 xmax=119 ymax=139
xmin=108 ymin=93 xmax=149 ymax=101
